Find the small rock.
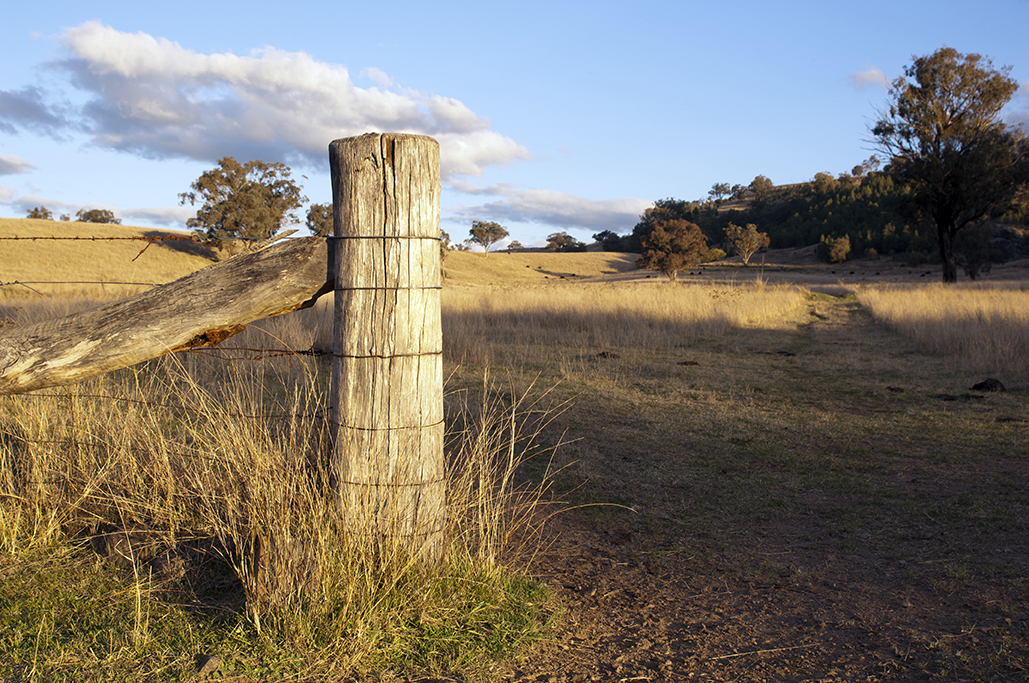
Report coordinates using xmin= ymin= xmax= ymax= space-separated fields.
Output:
xmin=196 ymin=655 xmax=222 ymax=679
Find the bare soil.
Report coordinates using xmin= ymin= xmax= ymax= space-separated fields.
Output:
xmin=487 ymin=293 xmax=1029 ymax=682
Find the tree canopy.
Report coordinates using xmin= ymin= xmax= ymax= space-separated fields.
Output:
xmin=76 ymin=209 xmax=121 ymax=224
xmin=749 ymin=175 xmax=774 ymax=200
xmin=179 ymin=157 xmax=307 ymax=241
xmin=636 ymin=219 xmax=708 ymax=281
xmin=724 ymin=223 xmax=769 ymax=266
xmin=545 ymin=232 xmax=587 ymax=252
xmin=306 ymin=203 xmax=333 ymax=236
xmin=872 ymin=46 xmax=1029 ymax=282
xmin=467 ymin=220 xmax=509 ymax=256
xmin=26 ymin=206 xmax=53 ymax=220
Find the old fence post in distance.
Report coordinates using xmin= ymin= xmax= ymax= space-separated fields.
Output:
xmin=328 ymin=133 xmax=444 ymax=561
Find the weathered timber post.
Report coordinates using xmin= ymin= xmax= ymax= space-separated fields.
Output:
xmin=328 ymin=133 xmax=444 ymax=560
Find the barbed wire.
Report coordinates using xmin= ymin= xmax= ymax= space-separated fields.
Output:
xmin=0 ymin=233 xmax=202 ymax=262
xmin=2 ymin=390 xmax=327 ymax=422
xmin=184 ymin=345 xmax=329 ymax=361
xmin=0 ymin=234 xmax=196 ymax=242
xmin=1 ymin=280 xmax=161 ymax=288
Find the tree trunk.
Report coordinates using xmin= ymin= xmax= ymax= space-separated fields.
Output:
xmin=0 ymin=237 xmax=331 ymax=395
xmin=328 ymin=133 xmax=444 ymax=562
xmin=937 ymin=223 xmax=958 ymax=283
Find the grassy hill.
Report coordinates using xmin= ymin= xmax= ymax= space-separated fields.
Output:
xmin=0 ymin=218 xmax=215 ymax=295
xmin=443 ymin=250 xmax=640 ymax=285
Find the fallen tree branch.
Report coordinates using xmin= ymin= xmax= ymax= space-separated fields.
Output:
xmin=0 ymin=236 xmax=332 ymax=395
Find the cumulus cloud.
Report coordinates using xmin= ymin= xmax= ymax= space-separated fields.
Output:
xmin=4 ymin=194 xmax=78 ymax=216
xmin=0 ymin=21 xmax=529 ymax=179
xmin=360 ymin=67 xmax=393 ymax=89
xmin=0 ymin=87 xmax=73 ymax=137
xmin=450 ymin=183 xmax=651 ymax=233
xmin=846 ymin=66 xmax=889 ymax=92
xmin=0 ymin=154 xmax=35 ymax=175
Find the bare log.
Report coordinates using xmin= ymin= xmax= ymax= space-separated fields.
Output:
xmin=328 ymin=133 xmax=444 ymax=561
xmin=0 ymin=236 xmax=331 ymax=395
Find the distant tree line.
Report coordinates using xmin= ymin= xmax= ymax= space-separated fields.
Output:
xmin=600 ymin=158 xmax=1028 ymax=279
xmin=604 ymin=47 xmax=1029 ymax=283
xmin=26 ymin=206 xmax=121 ymax=223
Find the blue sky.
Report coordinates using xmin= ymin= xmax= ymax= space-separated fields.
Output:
xmin=2 ymin=0 xmax=1028 ymax=248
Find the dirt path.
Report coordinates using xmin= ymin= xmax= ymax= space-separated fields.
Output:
xmin=500 ymin=295 xmax=1029 ymax=682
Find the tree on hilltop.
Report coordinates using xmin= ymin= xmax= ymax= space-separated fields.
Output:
xmin=708 ymin=183 xmax=731 ymax=202
xmin=76 ymin=208 xmax=121 ymax=224
xmin=593 ymin=230 xmax=626 ymax=251
xmin=872 ymin=46 xmax=1029 ymax=282
xmin=749 ymin=175 xmax=774 ymax=200
xmin=637 ymin=219 xmax=708 ymax=281
xmin=545 ymin=232 xmax=586 ymax=252
xmin=467 ymin=220 xmax=509 ymax=256
xmin=26 ymin=206 xmax=53 ymax=220
xmin=179 ymin=157 xmax=306 ymax=241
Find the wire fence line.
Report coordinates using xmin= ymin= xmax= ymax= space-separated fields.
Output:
xmin=0 ymin=234 xmax=197 ymax=241
xmin=1 ymin=232 xmax=205 ymax=262
xmin=1 ymin=233 xmax=332 ymax=367
xmin=1 ymin=281 xmax=163 ymax=288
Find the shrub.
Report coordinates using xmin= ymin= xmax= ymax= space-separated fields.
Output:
xmin=907 ymin=251 xmax=928 ymax=267
xmin=817 ymin=234 xmax=851 ymax=263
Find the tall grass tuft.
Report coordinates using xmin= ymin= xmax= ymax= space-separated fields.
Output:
xmin=0 ymin=323 xmax=557 ymax=679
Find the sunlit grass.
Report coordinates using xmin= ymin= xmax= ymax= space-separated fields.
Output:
xmin=0 ymin=217 xmax=211 ymax=299
xmin=443 ymin=281 xmax=809 ymax=366
xmin=0 ymin=326 xmax=558 ymax=680
xmin=856 ymin=283 xmax=1029 ymax=382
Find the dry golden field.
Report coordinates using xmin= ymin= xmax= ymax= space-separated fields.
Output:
xmin=2 ymin=227 xmax=1029 ymax=681
xmin=0 ymin=217 xmax=213 ymax=299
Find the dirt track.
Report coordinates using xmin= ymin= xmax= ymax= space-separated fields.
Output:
xmin=496 ymin=295 xmax=1029 ymax=682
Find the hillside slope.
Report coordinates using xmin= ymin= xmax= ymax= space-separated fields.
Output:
xmin=1 ymin=218 xmax=214 ymax=293
xmin=443 ymin=250 xmax=640 ymax=285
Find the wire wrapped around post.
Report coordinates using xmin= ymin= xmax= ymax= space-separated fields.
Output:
xmin=327 ymin=133 xmax=445 ymax=562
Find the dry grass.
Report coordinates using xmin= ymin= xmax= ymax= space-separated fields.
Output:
xmin=443 ymin=280 xmax=810 ymax=367
xmin=443 ymin=250 xmax=638 ymax=285
xmin=856 ymin=283 xmax=1029 ymax=384
xmin=0 ymin=217 xmax=212 ymax=298
xmin=0 ymin=306 xmax=559 ymax=680
xmin=3 ymin=239 xmax=1029 ymax=679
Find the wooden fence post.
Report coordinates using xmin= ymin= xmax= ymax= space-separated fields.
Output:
xmin=328 ymin=133 xmax=444 ymax=560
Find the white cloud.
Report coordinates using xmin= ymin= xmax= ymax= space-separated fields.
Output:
xmin=123 ymin=206 xmax=196 ymax=226
xmin=360 ymin=67 xmax=393 ymax=89
xmin=0 ymin=154 xmax=35 ymax=175
xmin=846 ymin=66 xmax=889 ymax=92
xmin=1 ymin=191 xmax=184 ymax=225
xmin=450 ymin=184 xmax=651 ymax=233
xmin=0 ymin=22 xmax=529 ymax=180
